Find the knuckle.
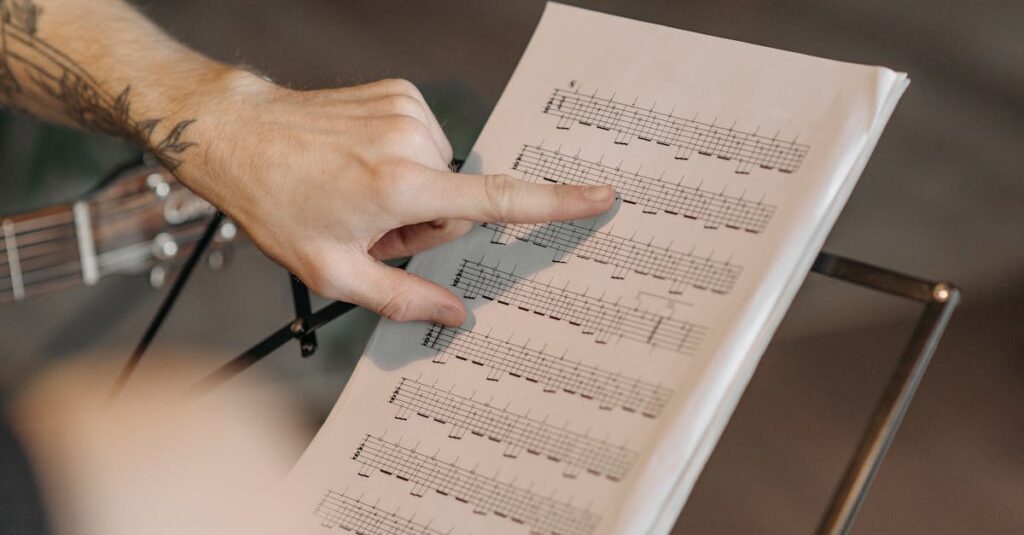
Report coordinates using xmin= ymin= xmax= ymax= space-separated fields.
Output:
xmin=381 ymin=78 xmax=420 ymax=98
xmin=439 ymin=219 xmax=474 ymax=239
xmin=482 ymin=174 xmax=518 ymax=220
xmin=383 ymin=115 xmax=429 ymax=144
xmin=377 ymin=278 xmax=413 ymax=321
xmin=384 ymin=94 xmax=424 ymax=118
xmin=379 ymin=295 xmax=409 ymax=321
xmin=369 ymin=160 xmax=419 ymax=209
xmin=374 ymin=159 xmax=420 ymax=183
xmin=300 ymin=256 xmax=338 ymax=298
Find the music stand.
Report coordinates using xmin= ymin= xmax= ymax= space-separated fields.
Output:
xmin=111 ymin=205 xmax=959 ymax=535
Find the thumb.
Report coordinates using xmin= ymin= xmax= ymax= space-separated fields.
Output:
xmin=348 ymin=256 xmax=466 ymax=326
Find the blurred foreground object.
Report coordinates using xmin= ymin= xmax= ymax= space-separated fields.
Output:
xmin=10 ymin=352 xmax=306 ymax=535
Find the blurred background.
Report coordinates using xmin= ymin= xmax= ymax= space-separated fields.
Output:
xmin=1 ymin=1 xmax=1021 ymax=533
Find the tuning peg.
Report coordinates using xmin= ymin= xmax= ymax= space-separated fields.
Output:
xmin=205 ymin=219 xmax=238 ymax=272
xmin=216 ymin=220 xmax=238 ymax=243
xmin=149 ymin=264 xmax=167 ymax=289
xmin=206 ymin=249 xmax=224 ymax=271
xmin=152 ymin=232 xmax=178 ymax=261
xmin=207 ymin=249 xmax=225 ymax=271
xmin=145 ymin=172 xmax=171 ymax=198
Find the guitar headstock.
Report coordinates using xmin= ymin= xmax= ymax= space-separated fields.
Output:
xmin=0 ymin=162 xmax=239 ymax=303
xmin=88 ymin=164 xmax=239 ymax=287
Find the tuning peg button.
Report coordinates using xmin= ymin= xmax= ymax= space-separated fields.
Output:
xmin=207 ymin=249 xmax=225 ymax=271
xmin=149 ymin=265 xmax=166 ymax=289
xmin=146 ymin=172 xmax=171 ymax=198
xmin=217 ymin=221 xmax=237 ymax=242
xmin=152 ymin=232 xmax=178 ymax=260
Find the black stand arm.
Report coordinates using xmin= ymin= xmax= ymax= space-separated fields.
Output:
xmin=184 ymin=299 xmax=356 ymax=396
xmin=289 ymin=274 xmax=318 ymax=357
xmin=107 ymin=211 xmax=225 ymax=401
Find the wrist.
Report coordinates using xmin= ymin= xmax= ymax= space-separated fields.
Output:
xmin=141 ymin=64 xmax=258 ymax=164
xmin=161 ymin=66 xmax=280 ymax=222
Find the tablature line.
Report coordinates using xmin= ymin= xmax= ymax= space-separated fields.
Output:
xmin=314 ymin=490 xmax=447 ymax=535
xmin=451 ymin=259 xmax=707 ymax=355
xmin=543 ymin=88 xmax=809 ymax=174
xmin=389 ymin=378 xmax=637 ymax=481
xmin=481 ymin=220 xmax=742 ymax=295
xmin=422 ymin=325 xmax=673 ymax=418
xmin=353 ymin=435 xmax=600 ymax=535
xmin=513 ymin=145 xmax=776 ymax=234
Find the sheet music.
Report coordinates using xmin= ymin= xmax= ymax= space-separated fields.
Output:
xmin=282 ymin=4 xmax=908 ymax=534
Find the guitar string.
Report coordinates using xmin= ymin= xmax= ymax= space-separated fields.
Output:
xmin=0 ymin=190 xmax=211 ymax=280
xmin=0 ymin=227 xmax=207 ymax=302
xmin=0 ymin=184 xmax=171 ymax=246
xmin=1 ymin=188 xmax=167 ymax=251
xmin=0 ymin=210 xmax=209 ymax=284
xmin=0 ymin=187 xmax=188 ymax=268
xmin=0 ymin=201 xmax=153 ymax=274
xmin=0 ymin=222 xmax=209 ymax=301
xmin=1 ymin=185 xmax=149 ymax=234
xmin=0 ymin=217 xmax=209 ymax=283
xmin=0 ymin=223 xmax=201 ymax=291
xmin=0 ymin=215 xmax=145 ymax=279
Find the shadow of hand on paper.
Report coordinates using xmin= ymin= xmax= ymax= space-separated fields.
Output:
xmin=363 ymin=150 xmax=620 ymax=372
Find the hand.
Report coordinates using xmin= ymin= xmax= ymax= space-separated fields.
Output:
xmin=176 ymin=73 xmax=615 ymax=326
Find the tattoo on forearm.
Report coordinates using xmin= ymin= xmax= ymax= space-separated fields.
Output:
xmin=0 ymin=0 xmax=196 ymax=169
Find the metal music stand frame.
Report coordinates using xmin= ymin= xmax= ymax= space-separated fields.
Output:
xmin=111 ymin=209 xmax=959 ymax=535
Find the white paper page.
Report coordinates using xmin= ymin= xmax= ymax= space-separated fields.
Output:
xmin=282 ymin=4 xmax=907 ymax=534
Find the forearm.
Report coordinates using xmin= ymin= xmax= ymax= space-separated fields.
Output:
xmin=0 ymin=0 xmax=235 ymax=169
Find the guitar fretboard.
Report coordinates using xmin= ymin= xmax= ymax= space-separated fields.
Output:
xmin=543 ymin=88 xmax=809 ymax=174
xmin=482 ymin=220 xmax=742 ymax=295
xmin=422 ymin=325 xmax=673 ymax=418
xmin=390 ymin=378 xmax=637 ymax=481
xmin=353 ymin=435 xmax=600 ymax=535
xmin=452 ymin=259 xmax=707 ymax=354
xmin=513 ymin=145 xmax=776 ymax=233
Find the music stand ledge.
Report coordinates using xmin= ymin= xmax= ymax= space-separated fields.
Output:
xmin=111 ymin=212 xmax=960 ymax=535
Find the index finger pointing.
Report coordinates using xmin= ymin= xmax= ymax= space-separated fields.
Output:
xmin=402 ymin=170 xmax=615 ymax=224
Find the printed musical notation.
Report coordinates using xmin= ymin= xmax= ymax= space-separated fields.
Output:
xmin=353 ymin=435 xmax=601 ymax=535
xmin=513 ymin=145 xmax=776 ymax=233
xmin=481 ymin=220 xmax=742 ymax=295
xmin=543 ymin=88 xmax=809 ymax=174
xmin=422 ymin=325 xmax=673 ymax=418
xmin=314 ymin=491 xmax=446 ymax=535
xmin=452 ymin=259 xmax=707 ymax=354
xmin=389 ymin=378 xmax=637 ymax=481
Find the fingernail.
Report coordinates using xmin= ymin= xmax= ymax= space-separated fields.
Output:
xmin=436 ymin=302 xmax=465 ymax=326
xmin=583 ymin=185 xmax=614 ymax=202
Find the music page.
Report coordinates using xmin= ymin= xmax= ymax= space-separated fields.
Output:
xmin=282 ymin=4 xmax=907 ymax=534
